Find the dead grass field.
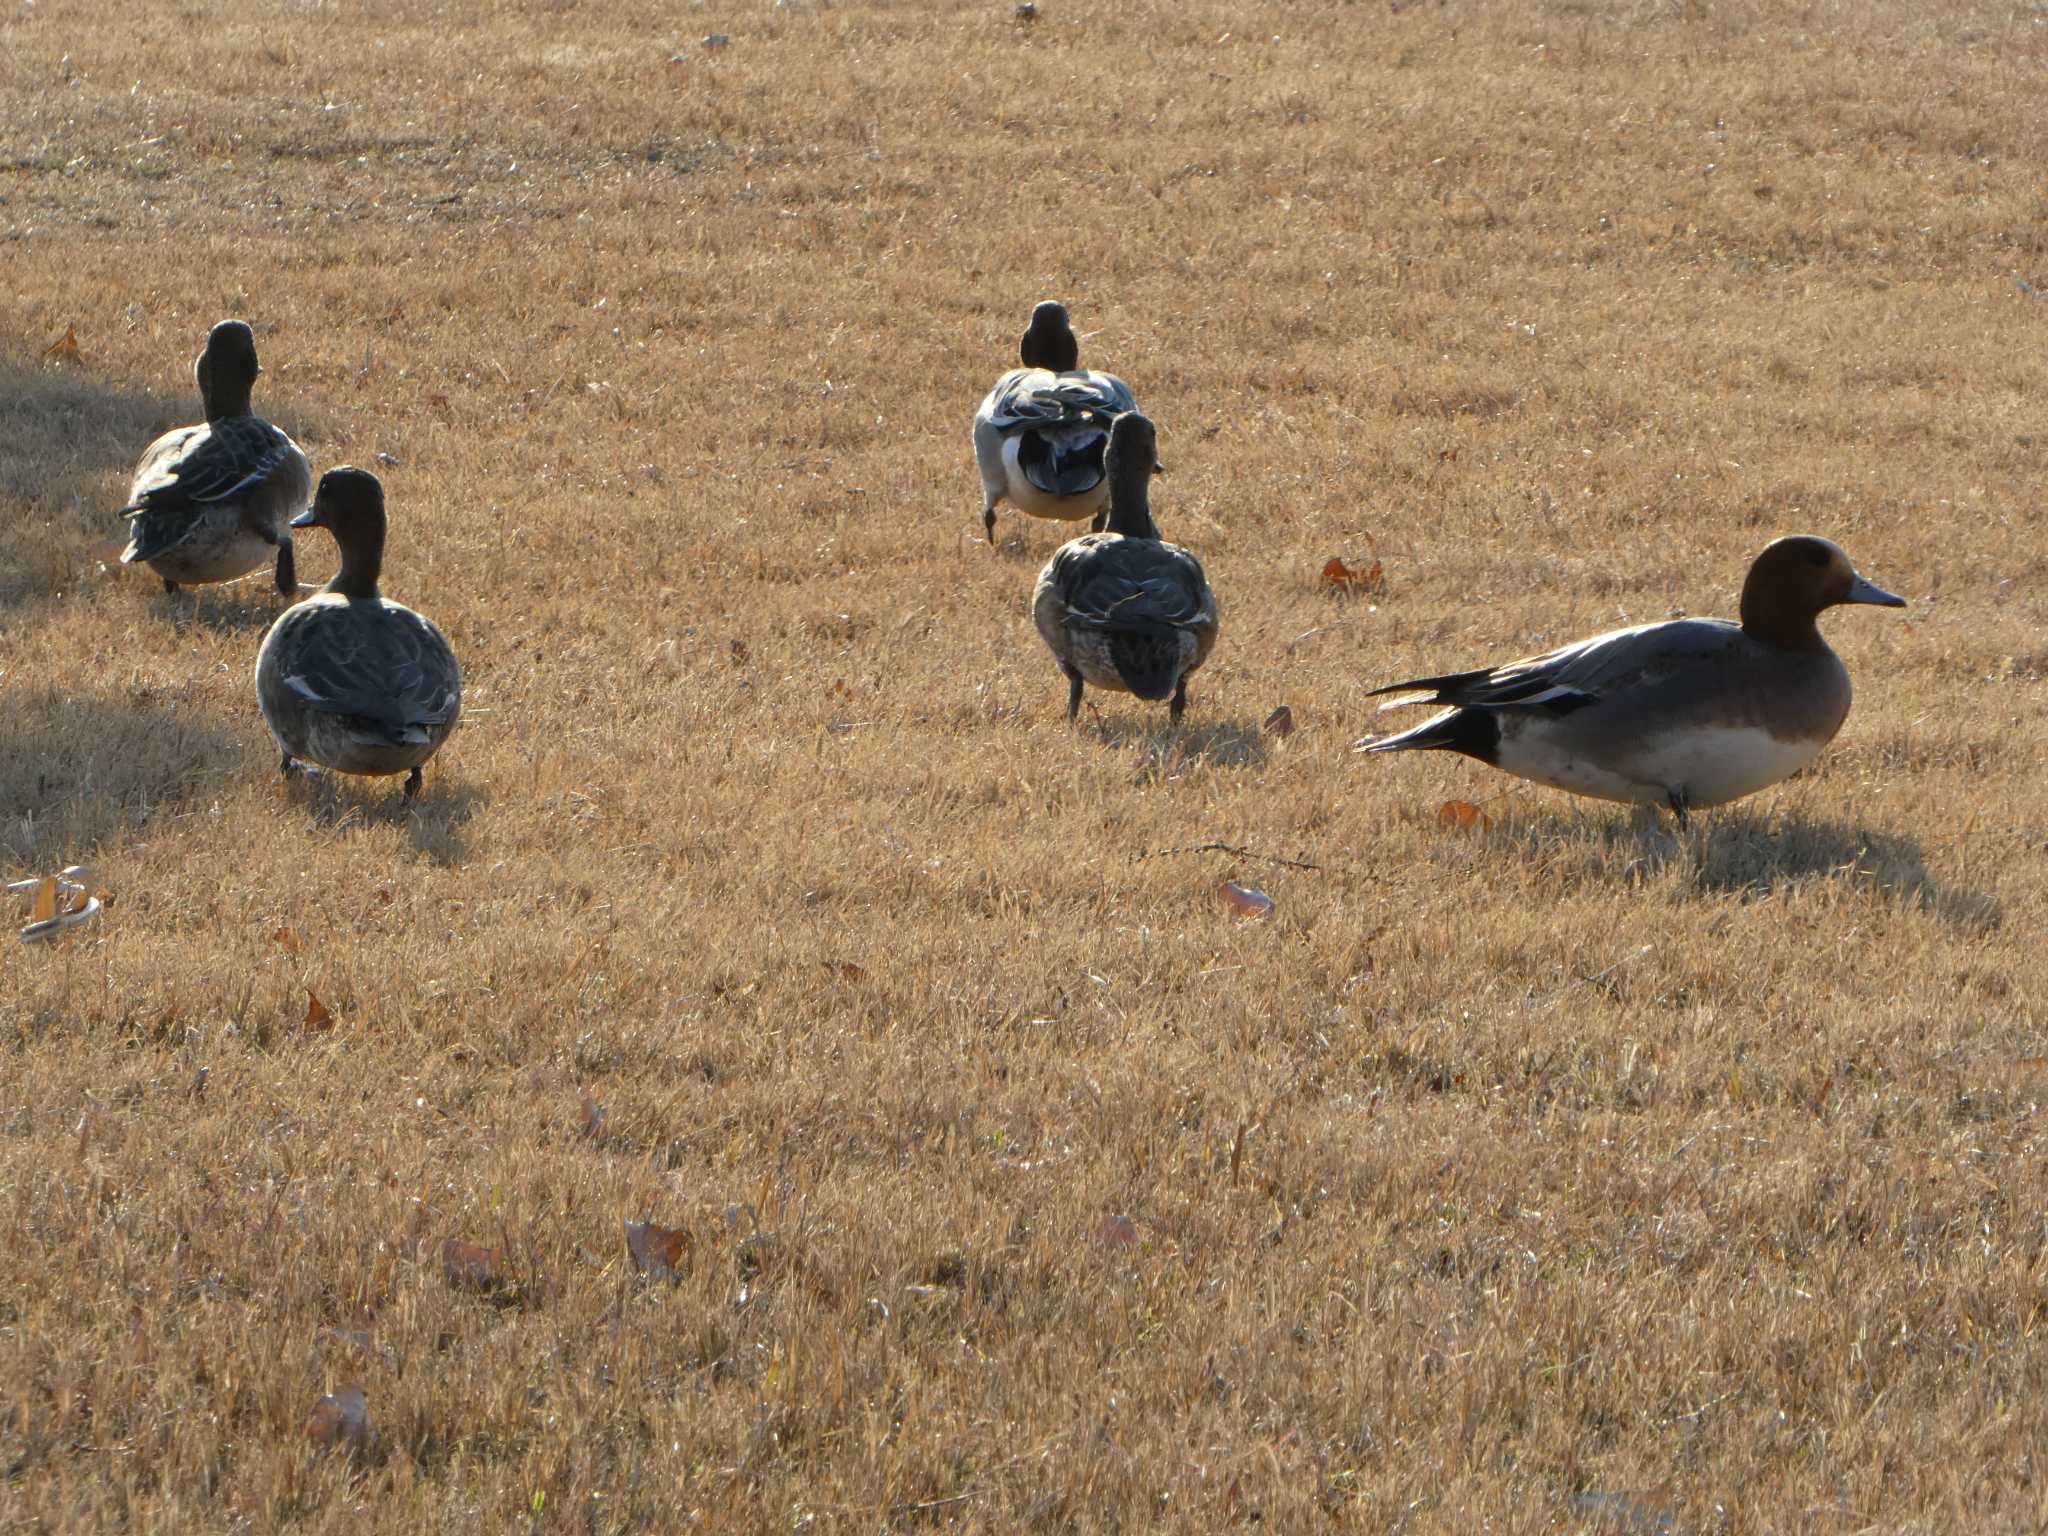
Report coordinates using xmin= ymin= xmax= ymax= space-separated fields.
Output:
xmin=2 ymin=0 xmax=2047 ymax=1528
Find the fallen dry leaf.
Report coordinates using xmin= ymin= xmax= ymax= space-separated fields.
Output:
xmin=304 ymin=989 xmax=335 ymax=1032
xmin=2009 ymin=1056 xmax=2048 ymax=1072
xmin=43 ymin=323 xmax=79 ymax=361
xmin=1437 ymin=799 xmax=1493 ymax=831
xmin=441 ymin=1237 xmax=508 ymax=1292
xmin=1099 ymin=1213 xmax=1138 ymax=1249
xmin=1262 ymin=705 xmax=1296 ymax=737
xmin=272 ymin=925 xmax=303 ymax=955
xmin=1220 ymin=881 xmax=1275 ymax=920
xmin=306 ymin=1384 xmax=371 ymax=1454
xmin=30 ymin=878 xmax=56 ymax=926
xmin=819 ymin=959 xmax=866 ymax=982
xmin=1320 ymin=554 xmax=1385 ymax=595
xmin=624 ymin=1219 xmax=691 ymax=1279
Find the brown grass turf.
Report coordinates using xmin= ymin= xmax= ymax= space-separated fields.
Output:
xmin=2 ymin=0 xmax=2047 ymax=1529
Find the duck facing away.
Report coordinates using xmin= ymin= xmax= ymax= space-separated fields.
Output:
xmin=121 ymin=319 xmax=311 ymax=595
xmin=255 ymin=467 xmax=461 ymax=799
xmin=973 ymin=301 xmax=1150 ymax=547
xmin=1358 ymin=535 xmax=1905 ymax=822
xmin=1032 ymin=413 xmax=1219 ymax=722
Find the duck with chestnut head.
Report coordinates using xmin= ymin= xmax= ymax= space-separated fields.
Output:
xmin=120 ymin=319 xmax=311 ymax=595
xmin=1356 ymin=535 xmax=1906 ymax=822
xmin=255 ymin=467 xmax=461 ymax=799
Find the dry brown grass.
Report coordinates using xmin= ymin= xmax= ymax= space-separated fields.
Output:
xmin=3 ymin=0 xmax=2047 ymax=1528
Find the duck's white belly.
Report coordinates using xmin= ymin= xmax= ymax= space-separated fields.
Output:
xmin=1500 ymin=724 xmax=1826 ymax=809
xmin=1001 ymin=439 xmax=1107 ymax=521
xmin=143 ymin=510 xmax=277 ymax=584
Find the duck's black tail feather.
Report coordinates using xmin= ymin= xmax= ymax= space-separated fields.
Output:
xmin=1020 ymin=426 xmax=1108 ymax=497
xmin=1359 ymin=706 xmax=1500 ymax=763
xmin=1105 ymin=630 xmax=1183 ymax=701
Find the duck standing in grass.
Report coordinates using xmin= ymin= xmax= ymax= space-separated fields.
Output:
xmin=120 ymin=319 xmax=310 ymax=595
xmin=1032 ymin=413 xmax=1219 ymax=723
xmin=256 ymin=467 xmax=461 ymax=799
xmin=973 ymin=300 xmax=1146 ymax=546
xmin=1357 ymin=535 xmax=1905 ymax=822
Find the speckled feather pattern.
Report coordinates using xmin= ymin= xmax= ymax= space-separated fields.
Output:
xmin=256 ymin=593 xmax=462 ymax=777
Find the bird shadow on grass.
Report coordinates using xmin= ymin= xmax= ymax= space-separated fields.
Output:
xmin=285 ymin=773 xmax=485 ymax=866
xmin=1089 ymin=712 xmax=1268 ymax=771
xmin=1497 ymin=805 xmax=1999 ymax=931
xmin=149 ymin=580 xmax=300 ymax=638
xmin=0 ymin=689 xmax=246 ymax=865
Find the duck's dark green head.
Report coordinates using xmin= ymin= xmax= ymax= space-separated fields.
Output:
xmin=1020 ymin=300 xmax=1080 ymax=372
xmin=295 ymin=466 xmax=388 ymax=598
xmin=196 ymin=319 xmax=262 ymax=421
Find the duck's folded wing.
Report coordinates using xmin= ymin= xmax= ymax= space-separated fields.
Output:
xmin=1371 ymin=618 xmax=1740 ymax=713
xmin=987 ymin=370 xmax=1133 ymax=434
xmin=123 ymin=417 xmax=296 ymax=514
xmin=279 ymin=614 xmax=460 ymax=744
xmin=1059 ymin=543 xmax=1212 ymax=634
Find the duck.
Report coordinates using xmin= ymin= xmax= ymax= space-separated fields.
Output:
xmin=973 ymin=300 xmax=1150 ymax=547
xmin=255 ymin=467 xmax=461 ymax=799
xmin=1032 ymin=413 xmax=1219 ymax=722
xmin=1356 ymin=535 xmax=1905 ymax=823
xmin=120 ymin=319 xmax=311 ymax=595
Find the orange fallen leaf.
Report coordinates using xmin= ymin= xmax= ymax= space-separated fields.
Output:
xmin=30 ymin=877 xmax=57 ymax=926
xmin=441 ymin=1237 xmax=508 ymax=1292
xmin=43 ymin=323 xmax=79 ymax=361
xmin=376 ymin=887 xmax=394 ymax=905
xmin=306 ymin=1384 xmax=370 ymax=1454
xmin=579 ymin=1094 xmax=607 ymax=1139
xmin=304 ymin=989 xmax=335 ymax=1031
xmin=1220 ymin=881 xmax=1275 ymax=920
xmin=1320 ymin=554 xmax=1385 ymax=594
xmin=1437 ymin=800 xmax=1493 ymax=831
xmin=1262 ymin=705 xmax=1296 ymax=737
xmin=1099 ymin=1213 xmax=1138 ymax=1249
xmin=624 ymin=1219 xmax=691 ymax=1279
xmin=2009 ymin=1056 xmax=2048 ymax=1072
xmin=273 ymin=925 xmax=303 ymax=954
xmin=820 ymin=959 xmax=866 ymax=982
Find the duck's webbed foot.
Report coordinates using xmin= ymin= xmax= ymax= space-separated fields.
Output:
xmin=162 ymin=577 xmax=180 ymax=595
xmin=403 ymin=767 xmax=424 ymax=800
xmin=272 ymin=538 xmax=297 ymax=595
xmin=1170 ymin=678 xmax=1189 ymax=723
xmin=1065 ymin=667 xmax=1084 ymax=724
xmin=1666 ymin=787 xmax=1690 ymax=828
xmin=983 ymin=504 xmax=998 ymax=547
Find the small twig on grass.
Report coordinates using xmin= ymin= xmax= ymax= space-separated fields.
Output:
xmin=1135 ymin=842 xmax=1324 ymax=872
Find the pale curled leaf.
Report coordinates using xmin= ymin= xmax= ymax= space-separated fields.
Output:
xmin=1220 ymin=881 xmax=1275 ymax=920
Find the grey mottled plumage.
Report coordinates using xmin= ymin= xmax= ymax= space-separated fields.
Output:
xmin=255 ymin=468 xmax=460 ymax=798
xmin=1032 ymin=414 xmax=1219 ymax=722
xmin=121 ymin=320 xmax=310 ymax=594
